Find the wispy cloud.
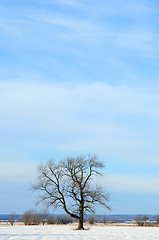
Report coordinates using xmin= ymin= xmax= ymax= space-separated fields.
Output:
xmin=99 ymin=0 xmax=157 ymax=16
xmin=0 ymin=0 xmax=158 ymax=67
xmin=114 ymin=28 xmax=159 ymax=58
xmin=41 ymin=0 xmax=86 ymax=8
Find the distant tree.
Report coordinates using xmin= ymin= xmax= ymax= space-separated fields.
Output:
xmin=40 ymin=210 xmax=48 ymax=225
xmin=156 ymin=215 xmax=159 ymax=225
xmin=142 ymin=215 xmax=149 ymax=226
xmin=9 ymin=213 xmax=16 ymax=226
xmin=135 ymin=215 xmax=149 ymax=226
xmin=32 ymin=154 xmax=110 ymax=229
xmin=135 ymin=215 xmax=143 ymax=226
xmin=21 ymin=210 xmax=33 ymax=225
xmin=103 ymin=215 xmax=107 ymax=224
xmin=21 ymin=210 xmax=42 ymax=225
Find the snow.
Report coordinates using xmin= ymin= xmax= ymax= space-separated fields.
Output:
xmin=0 ymin=225 xmax=159 ymax=240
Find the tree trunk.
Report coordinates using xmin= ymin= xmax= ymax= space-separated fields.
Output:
xmin=78 ymin=214 xmax=84 ymax=229
xmin=78 ymin=205 xmax=84 ymax=230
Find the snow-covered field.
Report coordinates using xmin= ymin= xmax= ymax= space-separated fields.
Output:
xmin=0 ymin=225 xmax=159 ymax=240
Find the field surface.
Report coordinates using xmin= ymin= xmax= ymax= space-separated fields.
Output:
xmin=0 ymin=225 xmax=159 ymax=240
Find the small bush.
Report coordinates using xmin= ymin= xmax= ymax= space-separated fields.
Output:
xmin=88 ymin=215 xmax=95 ymax=225
xmin=47 ymin=216 xmax=58 ymax=224
xmin=47 ymin=215 xmax=72 ymax=225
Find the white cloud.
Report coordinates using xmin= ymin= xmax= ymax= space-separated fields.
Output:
xmin=0 ymin=160 xmax=37 ymax=184
xmin=99 ymin=174 xmax=159 ymax=194
xmin=0 ymin=80 xmax=159 ymax=164
xmin=1 ymin=80 xmax=159 ymax=125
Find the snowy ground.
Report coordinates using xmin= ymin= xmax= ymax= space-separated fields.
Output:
xmin=0 ymin=225 xmax=159 ymax=240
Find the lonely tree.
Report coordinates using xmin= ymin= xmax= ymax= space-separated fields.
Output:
xmin=33 ymin=154 xmax=110 ymax=229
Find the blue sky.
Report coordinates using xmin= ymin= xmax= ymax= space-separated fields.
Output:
xmin=1 ymin=0 xmax=159 ymax=215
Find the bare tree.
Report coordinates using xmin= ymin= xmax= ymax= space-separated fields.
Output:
xmin=142 ymin=215 xmax=149 ymax=226
xmin=40 ymin=210 xmax=48 ymax=225
xmin=156 ymin=215 xmax=159 ymax=224
xmin=32 ymin=154 xmax=110 ymax=229
xmin=9 ymin=213 xmax=16 ymax=226
xmin=103 ymin=215 xmax=107 ymax=224
xmin=135 ymin=214 xmax=143 ymax=226
xmin=21 ymin=209 xmax=42 ymax=225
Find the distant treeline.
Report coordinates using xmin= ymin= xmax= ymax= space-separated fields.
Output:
xmin=0 ymin=212 xmax=159 ymax=226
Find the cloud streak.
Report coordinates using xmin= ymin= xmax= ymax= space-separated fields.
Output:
xmin=0 ymin=0 xmax=158 ymax=57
